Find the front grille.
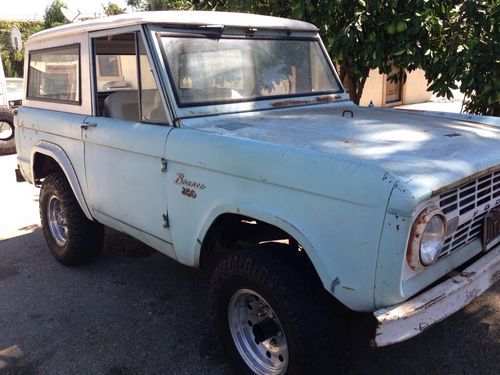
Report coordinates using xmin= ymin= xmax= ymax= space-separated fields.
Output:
xmin=438 ymin=169 xmax=500 ymax=258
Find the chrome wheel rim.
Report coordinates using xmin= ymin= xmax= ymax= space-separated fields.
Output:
xmin=228 ymin=289 xmax=289 ymax=375
xmin=47 ymin=195 xmax=68 ymax=246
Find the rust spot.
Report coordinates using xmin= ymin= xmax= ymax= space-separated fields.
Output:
xmin=419 ymin=293 xmax=447 ymax=311
xmin=459 ymin=271 xmax=476 ymax=279
xmin=396 ymin=225 xmax=400 ymax=231
xmin=444 ymin=133 xmax=462 ymax=137
xmin=271 ymin=95 xmax=340 ymax=108
xmin=341 ymin=139 xmax=353 ymax=144
xmin=272 ymin=100 xmax=308 ymax=108
xmin=432 ymin=165 xmax=500 ymax=196
xmin=341 ymin=285 xmax=356 ymax=291
xmin=406 ymin=207 xmax=444 ymax=270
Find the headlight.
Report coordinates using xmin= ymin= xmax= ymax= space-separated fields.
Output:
xmin=407 ymin=207 xmax=446 ymax=270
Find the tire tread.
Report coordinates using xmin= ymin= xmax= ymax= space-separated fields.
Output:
xmin=210 ymin=243 xmax=345 ymax=374
xmin=40 ymin=172 xmax=103 ymax=266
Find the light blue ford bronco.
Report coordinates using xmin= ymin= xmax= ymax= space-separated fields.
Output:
xmin=15 ymin=11 xmax=499 ymax=374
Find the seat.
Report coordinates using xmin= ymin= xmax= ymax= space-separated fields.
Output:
xmin=104 ymin=90 xmax=140 ymax=121
xmin=141 ymin=89 xmax=168 ymax=122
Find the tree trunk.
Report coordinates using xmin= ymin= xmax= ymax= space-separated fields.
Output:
xmin=338 ymin=65 xmax=367 ymax=105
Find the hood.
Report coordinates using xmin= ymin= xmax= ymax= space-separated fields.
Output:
xmin=182 ymin=103 xmax=500 ymax=199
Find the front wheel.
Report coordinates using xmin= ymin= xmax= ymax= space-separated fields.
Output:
xmin=210 ymin=244 xmax=345 ymax=374
xmin=40 ymin=172 xmax=104 ymax=265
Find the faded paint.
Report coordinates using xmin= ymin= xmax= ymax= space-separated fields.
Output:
xmin=182 ymin=104 xmax=500 ymax=201
xmin=15 ymin=11 xmax=500 ymax=335
xmin=270 ymin=95 xmax=342 ymax=108
xmin=373 ymin=246 xmax=500 ymax=347
xmin=431 ymin=164 xmax=500 ymax=196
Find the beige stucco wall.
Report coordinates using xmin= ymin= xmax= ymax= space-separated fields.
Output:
xmin=358 ymin=68 xmax=432 ymax=107
xmin=359 ymin=69 xmax=385 ymax=107
xmin=402 ymin=68 xmax=433 ymax=105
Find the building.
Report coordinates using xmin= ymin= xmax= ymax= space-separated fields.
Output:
xmin=359 ymin=68 xmax=432 ymax=107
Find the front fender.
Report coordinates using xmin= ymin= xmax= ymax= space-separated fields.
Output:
xmin=195 ymin=205 xmax=330 ymax=287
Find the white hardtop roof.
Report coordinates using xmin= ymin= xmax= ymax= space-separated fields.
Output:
xmin=28 ymin=11 xmax=318 ymax=42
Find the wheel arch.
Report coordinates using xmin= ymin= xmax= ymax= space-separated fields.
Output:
xmin=31 ymin=141 xmax=93 ymax=220
xmin=196 ymin=206 xmax=331 ymax=291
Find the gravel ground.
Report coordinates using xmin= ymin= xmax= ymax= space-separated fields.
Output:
xmin=0 ymin=154 xmax=499 ymax=374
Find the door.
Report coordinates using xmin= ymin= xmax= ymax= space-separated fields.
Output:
xmin=83 ymin=30 xmax=173 ymax=248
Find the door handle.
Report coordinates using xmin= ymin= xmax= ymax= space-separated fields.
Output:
xmin=81 ymin=122 xmax=97 ymax=130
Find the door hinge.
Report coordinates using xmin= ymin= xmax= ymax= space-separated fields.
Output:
xmin=161 ymin=158 xmax=168 ymax=172
xmin=162 ymin=213 xmax=170 ymax=228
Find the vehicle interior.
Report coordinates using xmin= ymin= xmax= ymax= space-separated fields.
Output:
xmin=92 ymin=32 xmax=167 ymax=123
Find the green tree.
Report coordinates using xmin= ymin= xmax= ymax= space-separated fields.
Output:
xmin=127 ymin=0 xmax=196 ymax=10
xmin=208 ymin=1 xmax=291 ymax=16
xmin=103 ymin=2 xmax=127 ymax=15
xmin=44 ymin=0 xmax=68 ymax=29
xmin=423 ymin=0 xmax=499 ymax=116
xmin=0 ymin=20 xmax=44 ymax=77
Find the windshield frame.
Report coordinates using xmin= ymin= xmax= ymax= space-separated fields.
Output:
xmin=153 ymin=28 xmax=346 ymax=116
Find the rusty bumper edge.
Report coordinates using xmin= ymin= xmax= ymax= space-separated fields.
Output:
xmin=372 ymin=246 xmax=500 ymax=347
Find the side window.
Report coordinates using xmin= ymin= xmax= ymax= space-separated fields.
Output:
xmin=92 ymin=32 xmax=167 ymax=123
xmin=27 ymin=45 xmax=80 ymax=104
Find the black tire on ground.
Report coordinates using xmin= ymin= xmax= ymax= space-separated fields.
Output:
xmin=0 ymin=106 xmax=16 ymax=155
xmin=40 ymin=172 xmax=104 ymax=266
xmin=210 ymin=243 xmax=347 ymax=375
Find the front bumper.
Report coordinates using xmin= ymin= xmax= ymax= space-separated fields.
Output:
xmin=372 ymin=245 xmax=500 ymax=347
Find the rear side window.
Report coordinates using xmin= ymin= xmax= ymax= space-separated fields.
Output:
xmin=27 ymin=44 xmax=80 ymax=104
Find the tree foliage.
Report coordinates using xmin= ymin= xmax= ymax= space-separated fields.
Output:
xmin=44 ymin=0 xmax=68 ymax=29
xmin=423 ymin=1 xmax=499 ymax=116
xmin=0 ymin=20 xmax=44 ymax=77
xmin=127 ymin=0 xmax=197 ymax=10
xmin=103 ymin=2 xmax=127 ymax=16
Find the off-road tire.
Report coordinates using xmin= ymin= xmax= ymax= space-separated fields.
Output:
xmin=210 ymin=243 xmax=347 ymax=375
xmin=40 ymin=172 xmax=104 ymax=266
xmin=0 ymin=106 xmax=16 ymax=155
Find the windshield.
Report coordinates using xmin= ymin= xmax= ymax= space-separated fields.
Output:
xmin=160 ymin=36 xmax=341 ymax=107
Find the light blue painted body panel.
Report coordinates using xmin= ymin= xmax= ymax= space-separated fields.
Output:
xmin=173 ymin=103 xmax=500 ymax=310
xmin=180 ymin=103 xmax=500 ymax=198
xmin=16 ymin=107 xmax=87 ymax=194
xmin=164 ymin=127 xmax=394 ymax=311
xmin=83 ymin=116 xmax=175 ymax=257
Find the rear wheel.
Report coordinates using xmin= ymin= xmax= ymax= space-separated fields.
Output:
xmin=0 ymin=107 xmax=16 ymax=155
xmin=40 ymin=172 xmax=104 ymax=265
xmin=210 ymin=243 xmax=345 ymax=374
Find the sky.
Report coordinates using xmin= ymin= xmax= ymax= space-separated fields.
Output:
xmin=0 ymin=0 xmax=130 ymax=21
